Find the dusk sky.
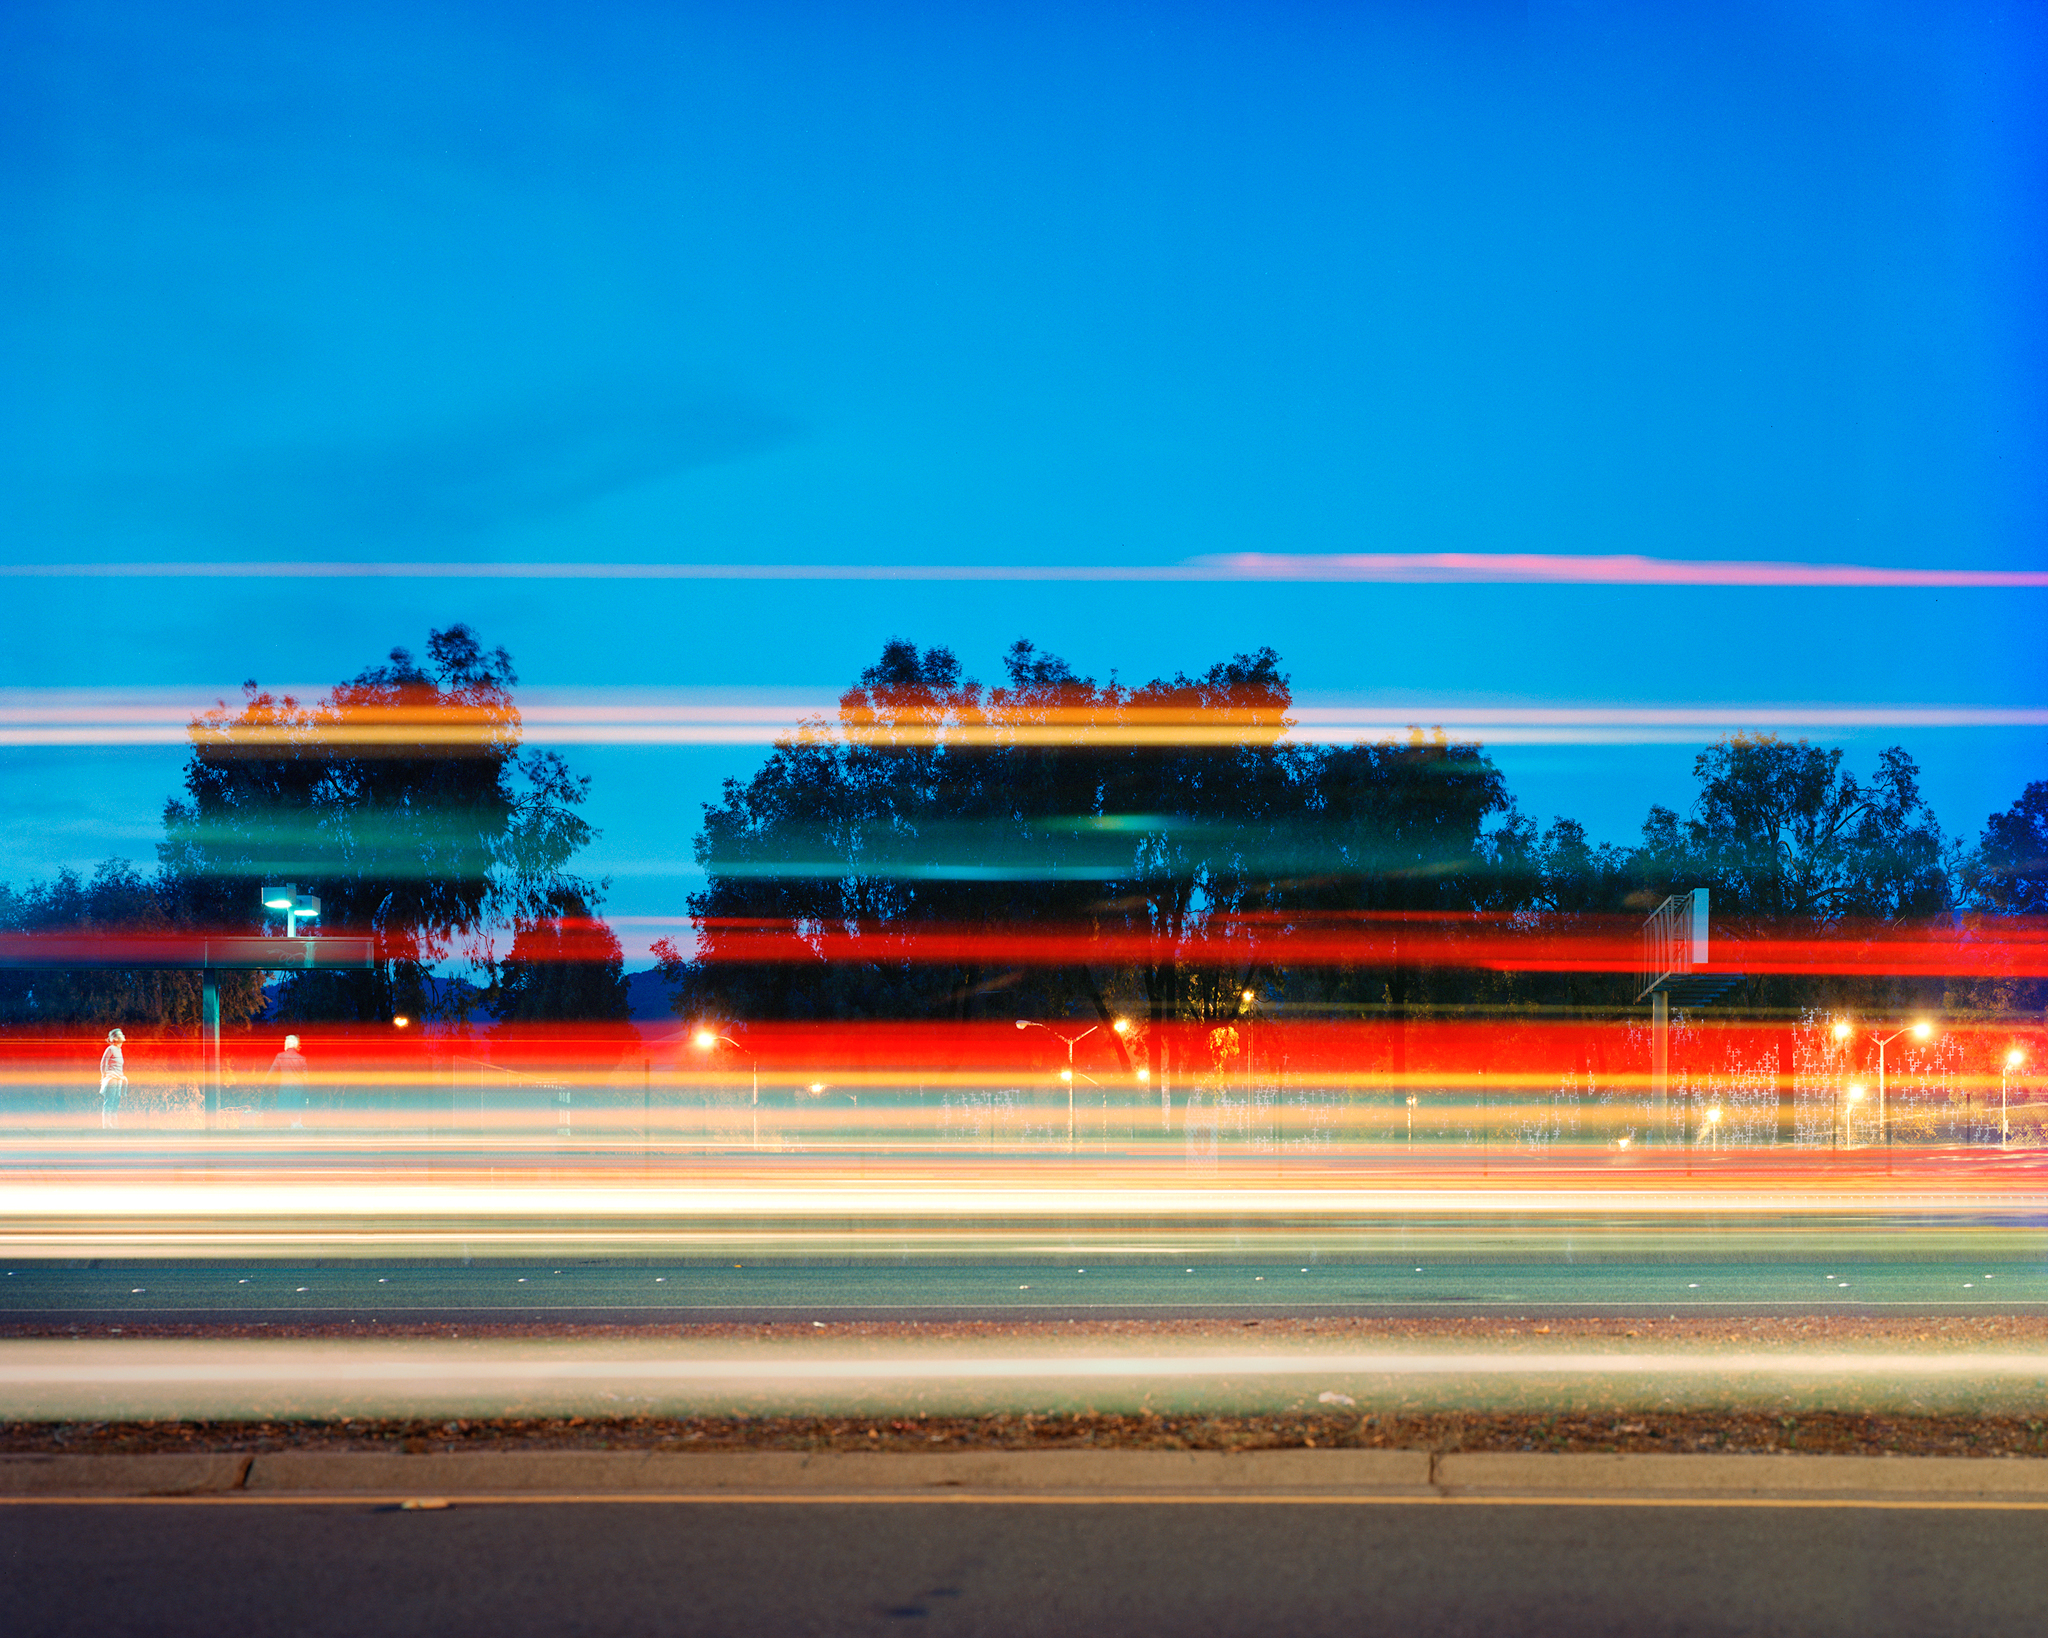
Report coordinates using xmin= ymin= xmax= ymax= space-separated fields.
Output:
xmin=4 ymin=0 xmax=2044 ymax=960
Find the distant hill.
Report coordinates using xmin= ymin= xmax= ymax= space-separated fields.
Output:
xmin=258 ymin=972 xmax=489 ymax=1024
xmin=624 ymin=967 xmax=676 ymax=1022
xmin=257 ymin=970 xmax=673 ymax=1023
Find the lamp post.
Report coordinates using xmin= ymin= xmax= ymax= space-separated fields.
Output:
xmin=1830 ymin=1020 xmax=1852 ymax=1152
xmin=1845 ymin=1083 xmax=1866 ymax=1148
xmin=693 ymin=1028 xmax=758 ymax=1151
xmin=1865 ymin=1020 xmax=1933 ymax=1160
xmin=1240 ymin=987 xmax=1257 ymax=1092
xmin=240 ymin=884 xmax=323 ymax=1133
xmin=2003 ymin=1048 xmax=2025 ymax=1151
xmin=261 ymin=883 xmax=322 ymax=939
xmin=1240 ymin=987 xmax=1267 ymax=1150
xmin=1017 ymin=1019 xmax=1101 ymax=1152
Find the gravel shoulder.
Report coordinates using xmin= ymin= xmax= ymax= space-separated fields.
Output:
xmin=5 ymin=1408 xmax=2047 ymax=1461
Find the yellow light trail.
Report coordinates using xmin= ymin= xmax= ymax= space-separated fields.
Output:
xmin=4 ymin=694 xmax=2045 ymax=747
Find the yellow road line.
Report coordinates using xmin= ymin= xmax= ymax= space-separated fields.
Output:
xmin=6 ymin=1491 xmax=2048 ymax=1510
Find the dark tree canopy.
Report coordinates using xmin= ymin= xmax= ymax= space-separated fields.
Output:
xmin=0 ymin=861 xmax=265 ymax=1031
xmin=487 ymin=886 xmax=629 ymax=1024
xmin=1970 ymin=780 xmax=2048 ymax=915
xmin=156 ymin=624 xmax=609 ymax=1023
xmin=666 ymin=639 xmax=2030 ymax=1036
xmin=666 ymin=638 xmax=1538 ymax=1040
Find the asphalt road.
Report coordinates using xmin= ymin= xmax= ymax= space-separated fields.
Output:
xmin=6 ymin=1253 xmax=2047 ymax=1327
xmin=5 ymin=1498 xmax=2044 ymax=1637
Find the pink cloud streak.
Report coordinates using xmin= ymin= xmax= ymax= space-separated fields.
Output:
xmin=4 ymin=553 xmax=2045 ymax=586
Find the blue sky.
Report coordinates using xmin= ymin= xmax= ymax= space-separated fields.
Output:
xmin=3 ymin=0 xmax=2044 ymax=955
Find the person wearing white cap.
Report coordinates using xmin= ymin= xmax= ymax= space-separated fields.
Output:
xmin=98 ymin=1029 xmax=127 ymax=1130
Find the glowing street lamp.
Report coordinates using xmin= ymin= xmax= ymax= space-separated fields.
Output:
xmin=1840 ymin=1019 xmax=1934 ymax=1154
xmin=1017 ymin=1018 xmax=1099 ymax=1152
xmin=1873 ymin=1019 xmax=1932 ymax=1153
xmin=260 ymin=883 xmax=322 ymax=938
xmin=1827 ymin=1019 xmax=1852 ymax=1149
xmin=1844 ymin=1082 xmax=1867 ymax=1148
xmin=2003 ymin=1048 xmax=2026 ymax=1151
xmin=693 ymin=1027 xmax=759 ymax=1150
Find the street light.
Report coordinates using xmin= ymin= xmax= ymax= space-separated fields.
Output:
xmin=1017 ymin=1018 xmax=1099 ymax=1151
xmin=1239 ymin=987 xmax=1261 ymax=1140
xmin=693 ymin=1028 xmax=759 ymax=1150
xmin=1871 ymin=1019 xmax=1933 ymax=1156
xmin=1840 ymin=1019 xmax=1933 ymax=1157
xmin=260 ymin=883 xmax=322 ymax=938
xmin=2003 ymin=1048 xmax=2025 ymax=1151
xmin=1827 ymin=1019 xmax=1852 ymax=1149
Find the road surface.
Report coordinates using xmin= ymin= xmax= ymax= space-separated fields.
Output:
xmin=4 ymin=1495 xmax=2044 ymax=1637
xmin=5 ymin=1251 xmax=2046 ymax=1328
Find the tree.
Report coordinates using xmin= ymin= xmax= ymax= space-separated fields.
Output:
xmin=0 ymin=860 xmax=264 ymax=1031
xmin=1953 ymin=780 xmax=2048 ymax=1017
xmin=158 ymin=624 xmax=605 ymax=1022
xmin=1968 ymin=781 xmax=2048 ymax=915
xmin=488 ymin=886 xmax=629 ymax=1022
xmin=668 ymin=640 xmax=1533 ymax=1037
xmin=1632 ymin=734 xmax=1952 ymax=1140
xmin=1664 ymin=736 xmax=1948 ymax=930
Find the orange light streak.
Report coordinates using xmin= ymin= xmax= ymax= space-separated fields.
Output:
xmin=4 ymin=696 xmax=2046 ymax=747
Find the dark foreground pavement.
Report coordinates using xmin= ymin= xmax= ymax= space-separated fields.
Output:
xmin=5 ymin=1494 xmax=2046 ymax=1637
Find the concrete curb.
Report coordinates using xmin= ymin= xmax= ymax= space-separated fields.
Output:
xmin=1434 ymin=1451 xmax=2048 ymax=1500
xmin=6 ymin=1447 xmax=2048 ymax=1501
xmin=0 ymin=1454 xmax=253 ymax=1496
xmin=243 ymin=1447 xmax=1433 ymax=1495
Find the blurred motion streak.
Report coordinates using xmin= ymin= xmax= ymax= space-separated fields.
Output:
xmin=8 ymin=551 xmax=2048 ymax=586
xmin=6 ymin=915 xmax=2045 ymax=976
xmin=2 ymin=1012 xmax=2041 ymax=1166
xmin=4 ymin=695 xmax=2047 ymax=749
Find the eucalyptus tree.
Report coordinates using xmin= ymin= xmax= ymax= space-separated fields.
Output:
xmin=158 ymin=624 xmax=604 ymax=1022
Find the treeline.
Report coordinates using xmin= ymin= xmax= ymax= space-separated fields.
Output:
xmin=662 ymin=638 xmax=2048 ymax=1041
xmin=6 ymin=628 xmax=2043 ymax=1041
xmin=0 ymin=625 xmax=626 ymax=1031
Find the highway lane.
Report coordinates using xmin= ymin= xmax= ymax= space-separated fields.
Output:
xmin=5 ymin=1496 xmax=2045 ymax=1638
xmin=6 ymin=1252 xmax=2048 ymax=1327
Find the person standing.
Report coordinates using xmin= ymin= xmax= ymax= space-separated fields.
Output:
xmin=266 ymin=1034 xmax=309 ymax=1129
xmin=98 ymin=1029 xmax=127 ymax=1130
